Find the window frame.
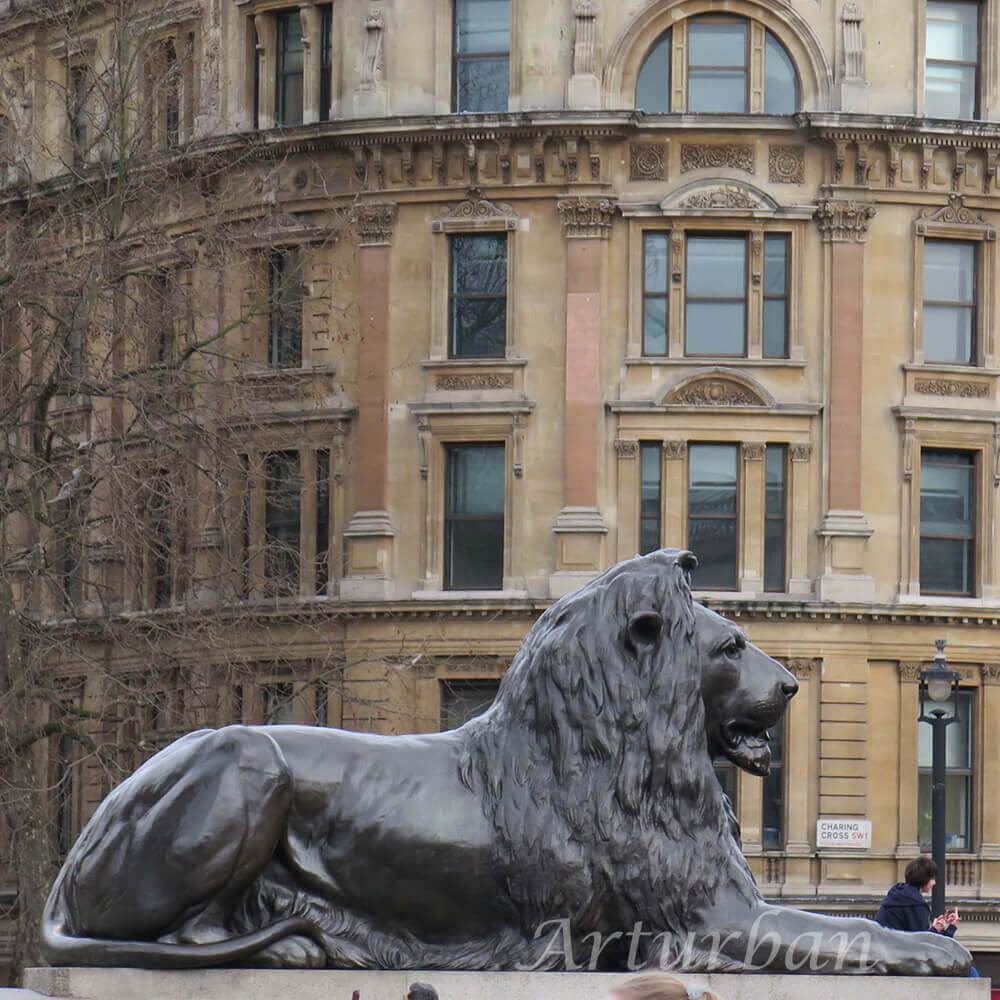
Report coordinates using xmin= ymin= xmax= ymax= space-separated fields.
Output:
xmin=275 ymin=9 xmax=305 ymax=126
xmin=452 ymin=0 xmax=511 ymax=113
xmin=919 ymin=447 xmax=977 ymax=597
xmin=686 ymin=16 xmax=749 ymax=114
xmin=631 ymin=223 xmax=799 ymax=362
xmin=924 ymin=0 xmax=981 ymax=120
xmin=268 ymin=246 xmax=304 ymax=369
xmin=639 ymin=441 xmax=663 ymax=555
xmin=685 ymin=232 xmax=749 ymax=358
xmin=764 ymin=443 xmax=788 ymax=593
xmin=687 ymin=441 xmax=741 ymax=591
xmin=448 ymin=233 xmax=509 ymax=359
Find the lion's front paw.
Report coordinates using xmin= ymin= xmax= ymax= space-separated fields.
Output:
xmin=254 ymin=933 xmax=327 ymax=968
xmin=907 ymin=932 xmax=972 ymax=977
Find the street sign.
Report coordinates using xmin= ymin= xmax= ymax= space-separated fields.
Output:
xmin=816 ymin=818 xmax=872 ymax=849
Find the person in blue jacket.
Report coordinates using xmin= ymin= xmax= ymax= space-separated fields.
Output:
xmin=875 ymin=856 xmax=959 ymax=936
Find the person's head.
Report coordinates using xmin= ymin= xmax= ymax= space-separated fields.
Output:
xmin=905 ymin=855 xmax=938 ymax=892
xmin=406 ymin=983 xmax=439 ymax=1000
xmin=605 ymin=973 xmax=726 ymax=1000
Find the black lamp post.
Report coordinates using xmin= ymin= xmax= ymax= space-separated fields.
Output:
xmin=919 ymin=638 xmax=961 ymax=918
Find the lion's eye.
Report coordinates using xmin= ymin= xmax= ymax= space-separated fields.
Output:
xmin=722 ymin=638 xmax=742 ymax=657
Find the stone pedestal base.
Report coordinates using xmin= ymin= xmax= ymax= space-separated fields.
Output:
xmin=550 ymin=506 xmax=608 ymax=598
xmin=817 ymin=510 xmax=875 ymax=602
xmin=341 ymin=509 xmax=394 ymax=600
xmin=23 ymin=968 xmax=990 ymax=1000
xmin=567 ymin=72 xmax=600 ymax=108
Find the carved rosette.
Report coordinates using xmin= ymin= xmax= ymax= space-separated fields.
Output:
xmin=614 ymin=439 xmax=639 ymax=459
xmin=814 ymin=199 xmax=877 ymax=243
xmin=356 ymin=202 xmax=397 ymax=246
xmin=680 ymin=143 xmax=754 ymax=174
xmin=914 ymin=378 xmax=989 ymax=398
xmin=666 ymin=378 xmax=767 ymax=407
xmin=630 ymin=143 xmax=666 ymax=181
xmin=556 ymin=196 xmax=616 ymax=239
xmin=769 ymin=145 xmax=805 ymax=184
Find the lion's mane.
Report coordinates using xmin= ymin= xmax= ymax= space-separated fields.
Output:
xmin=459 ymin=550 xmax=744 ymax=955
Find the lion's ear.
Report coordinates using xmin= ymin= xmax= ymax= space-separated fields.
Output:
xmin=675 ymin=550 xmax=698 ymax=582
xmin=627 ymin=611 xmax=663 ymax=652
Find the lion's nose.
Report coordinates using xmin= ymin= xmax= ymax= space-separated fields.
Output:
xmin=782 ymin=678 xmax=799 ymax=700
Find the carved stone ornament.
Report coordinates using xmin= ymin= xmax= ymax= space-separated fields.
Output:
xmin=431 ymin=195 xmax=518 ymax=233
xmin=436 ymin=373 xmax=513 ymax=391
xmin=915 ymin=194 xmax=997 ymax=238
xmin=678 ymin=186 xmax=761 ymax=210
xmin=786 ymin=658 xmax=819 ymax=680
xmin=361 ymin=8 xmax=385 ymax=88
xmin=556 ymin=196 xmax=616 ymax=238
xmin=914 ymin=378 xmax=989 ymax=398
xmin=769 ymin=145 xmax=805 ymax=185
xmin=355 ymin=202 xmax=397 ymax=246
xmin=572 ymin=0 xmax=597 ymax=76
xmin=841 ymin=3 xmax=865 ymax=82
xmin=741 ymin=442 xmax=765 ymax=461
xmin=630 ymin=143 xmax=666 ymax=181
xmin=614 ymin=439 xmax=640 ymax=459
xmin=680 ymin=144 xmax=754 ymax=175
xmin=663 ymin=440 xmax=687 ymax=459
xmin=790 ymin=443 xmax=813 ymax=462
xmin=982 ymin=664 xmax=1000 ymax=685
xmin=666 ymin=378 xmax=767 ymax=407
xmin=898 ymin=661 xmax=926 ymax=683
xmin=814 ymin=199 xmax=877 ymax=242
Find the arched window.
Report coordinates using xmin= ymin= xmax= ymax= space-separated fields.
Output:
xmin=635 ymin=16 xmax=799 ymax=114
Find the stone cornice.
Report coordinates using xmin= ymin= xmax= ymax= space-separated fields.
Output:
xmin=803 ymin=111 xmax=1000 ymax=148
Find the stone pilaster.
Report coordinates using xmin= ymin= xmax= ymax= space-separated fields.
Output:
xmin=549 ymin=197 xmax=615 ymax=598
xmin=354 ymin=5 xmax=388 ymax=117
xmin=815 ymin=199 xmax=877 ymax=602
xmin=342 ymin=203 xmax=396 ymax=600
xmin=567 ymin=0 xmax=600 ymax=109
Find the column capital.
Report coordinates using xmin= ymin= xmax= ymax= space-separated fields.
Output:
xmin=786 ymin=657 xmax=820 ymax=680
xmin=356 ymin=202 xmax=397 ymax=247
xmin=663 ymin=440 xmax=686 ymax=460
xmin=814 ymin=198 xmax=877 ymax=243
xmin=614 ymin=439 xmax=639 ymax=459
xmin=557 ymin=196 xmax=616 ymax=239
xmin=898 ymin=660 xmax=926 ymax=684
xmin=982 ymin=664 xmax=1000 ymax=685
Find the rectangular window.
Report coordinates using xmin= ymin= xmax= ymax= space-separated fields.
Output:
xmin=764 ymin=445 xmax=787 ymax=592
xmin=643 ymin=233 xmax=669 ymax=356
xmin=314 ymin=677 xmax=329 ymax=726
xmin=688 ymin=444 xmax=739 ymax=590
xmin=269 ymin=248 xmax=303 ymax=368
xmin=69 ymin=64 xmax=88 ymax=159
xmin=253 ymin=25 xmax=261 ymax=130
xmin=449 ymin=234 xmax=507 ymax=358
xmin=145 ymin=473 xmax=173 ymax=609
xmin=923 ymin=239 xmax=976 ymax=365
xmin=164 ymin=41 xmax=180 ymax=149
xmin=762 ymin=713 xmax=785 ymax=849
xmin=440 ymin=678 xmax=500 ymax=730
xmin=686 ymin=235 xmax=747 ymax=356
xmin=713 ymin=757 xmax=739 ymax=811
xmin=920 ymin=449 xmax=975 ymax=595
xmin=640 ymin=442 xmax=662 ymax=555
xmin=763 ymin=234 xmax=790 ymax=358
xmin=918 ymin=689 xmax=973 ymax=849
xmin=687 ymin=19 xmax=748 ymax=113
xmin=276 ymin=10 xmax=305 ymax=126
xmin=316 ymin=448 xmax=330 ymax=594
xmin=0 ymin=115 xmax=10 ymax=185
xmin=444 ymin=443 xmax=504 ymax=590
xmin=319 ymin=4 xmax=333 ymax=122
xmin=265 ymin=451 xmax=301 ymax=593
xmin=926 ymin=1 xmax=979 ymax=119
xmin=262 ymin=681 xmax=295 ymax=724
xmin=454 ymin=0 xmax=510 ymax=112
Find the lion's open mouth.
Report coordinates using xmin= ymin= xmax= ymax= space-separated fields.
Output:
xmin=722 ymin=719 xmax=773 ymax=776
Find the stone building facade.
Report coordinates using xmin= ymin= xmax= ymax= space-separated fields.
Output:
xmin=2 ymin=0 xmax=1000 ymax=978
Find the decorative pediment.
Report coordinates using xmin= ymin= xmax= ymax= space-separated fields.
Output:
xmin=660 ymin=370 xmax=774 ymax=408
xmin=915 ymin=194 xmax=996 ymax=240
xmin=431 ymin=192 xmax=519 ymax=232
xmin=661 ymin=180 xmax=778 ymax=215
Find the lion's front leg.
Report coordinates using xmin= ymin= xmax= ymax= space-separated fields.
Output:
xmin=680 ymin=904 xmax=972 ymax=976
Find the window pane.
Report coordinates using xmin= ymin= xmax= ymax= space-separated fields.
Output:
xmin=920 ymin=453 xmax=974 ymax=536
xmin=265 ymin=452 xmax=301 ymax=590
xmin=764 ymin=235 xmax=788 ymax=295
xmin=645 ymin=233 xmax=669 ymax=293
xmin=452 ymin=234 xmax=507 ymax=293
xmin=263 ymin=682 xmax=295 ymax=724
xmin=455 ymin=56 xmax=510 ymax=112
xmin=689 ymin=70 xmax=748 ymax=112
xmin=636 ymin=31 xmax=671 ymax=112
xmin=453 ymin=299 xmax=507 ymax=356
xmin=689 ymin=445 xmax=738 ymax=516
xmin=689 ymin=518 xmax=738 ymax=589
xmin=918 ymin=773 xmax=971 ymax=849
xmin=762 ymin=717 xmax=784 ymax=848
xmin=686 ymin=301 xmax=746 ymax=355
xmin=448 ymin=445 xmax=505 ymax=516
xmin=446 ymin=517 xmax=504 ymax=589
xmin=640 ymin=442 xmax=662 ymax=556
xmin=440 ymin=679 xmax=500 ymax=730
xmin=924 ymin=241 xmax=974 ymax=301
xmin=766 ymin=447 xmax=786 ymax=516
xmin=764 ymin=31 xmax=797 ymax=114
xmin=689 ymin=21 xmax=747 ymax=66
xmin=927 ymin=2 xmax=978 ymax=62
xmin=763 ymin=300 xmax=788 ymax=358
xmin=714 ymin=761 xmax=739 ymax=809
xmin=456 ymin=0 xmax=510 ymax=53
xmin=450 ymin=234 xmax=507 ymax=357
xmin=643 ymin=298 xmax=667 ymax=355
xmin=923 ymin=305 xmax=974 ymax=364
xmin=919 ymin=691 xmax=971 ymax=769
xmin=276 ymin=12 xmax=304 ymax=125
xmin=920 ymin=536 xmax=974 ymax=593
xmin=764 ymin=518 xmax=786 ymax=592
xmin=687 ymin=237 xmax=746 ymax=296
xmin=926 ymin=65 xmax=977 ymax=119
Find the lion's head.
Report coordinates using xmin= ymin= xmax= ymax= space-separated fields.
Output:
xmin=695 ymin=604 xmax=798 ymax=776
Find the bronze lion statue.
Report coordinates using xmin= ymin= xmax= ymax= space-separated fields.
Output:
xmin=41 ymin=550 xmax=970 ymax=974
